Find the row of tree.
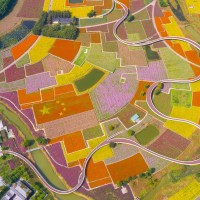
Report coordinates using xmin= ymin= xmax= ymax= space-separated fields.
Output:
xmin=0 ymin=0 xmax=17 ymax=19
xmin=23 ymin=136 xmax=49 ymax=147
xmin=32 ymin=11 xmax=79 ymax=40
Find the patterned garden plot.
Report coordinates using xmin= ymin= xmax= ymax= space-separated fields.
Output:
xmin=88 ymin=135 xmax=114 ymax=163
xmin=107 ymin=153 xmax=148 ymax=184
xmin=106 ymin=9 xmax=123 ymax=22
xmin=3 ymin=56 xmax=14 ymax=68
xmin=63 ymin=131 xmax=86 ymax=153
xmin=114 ymin=103 xmax=146 ymax=128
xmin=125 ymin=20 xmax=147 ymax=39
xmin=45 ymin=142 xmax=82 ymax=187
xmin=90 ymin=32 xmax=101 ymax=43
xmin=102 ymin=118 xmax=126 ymax=137
xmin=74 ymin=68 xmax=106 ymax=93
xmin=28 ymin=36 xmax=55 ymax=64
xmin=17 ymin=0 xmax=45 ymax=18
xmin=90 ymin=68 xmax=138 ymax=120
xmin=5 ymin=65 xmax=25 ymax=83
xmin=118 ymin=42 xmax=147 ymax=67
xmin=56 ymin=61 xmax=93 ymax=86
xmin=130 ymin=0 xmax=145 ymax=13
xmin=79 ymin=16 xmax=107 ymax=27
xmin=25 ymin=61 xmax=44 ymax=76
xmin=0 ymin=73 xmax=5 ymax=82
xmin=41 ymin=88 xmax=55 ymax=102
xmin=76 ymin=33 xmax=91 ymax=47
xmin=82 ymin=125 xmax=104 ymax=141
xmin=86 ymin=44 xmax=120 ymax=72
xmin=140 ymin=150 xmax=170 ymax=172
xmin=25 ymin=72 xmax=56 ymax=93
xmin=164 ymin=106 xmax=200 ymax=138
xmin=168 ymin=180 xmax=200 ymax=200
xmin=38 ymin=110 xmax=98 ymax=138
xmin=16 ymin=54 xmax=30 ymax=68
xmin=87 ymin=24 xmax=108 ymax=33
xmin=135 ymin=125 xmax=160 ymax=145
xmin=33 ymin=89 xmax=94 ymax=124
xmin=11 ymin=35 xmax=38 ymax=60
xmin=160 ymin=48 xmax=194 ymax=80
xmin=17 ymin=89 xmax=41 ymax=107
xmin=192 ymin=92 xmax=200 ymax=107
xmin=79 ymin=158 xmax=112 ymax=188
xmin=171 ymin=89 xmax=192 ymax=108
xmin=136 ymin=60 xmax=167 ymax=82
xmin=49 ymin=39 xmax=81 ymax=62
xmin=42 ymin=54 xmax=73 ymax=76
xmin=74 ymin=46 xmax=90 ymax=66
xmin=0 ymin=80 xmax=25 ymax=93
xmin=101 ymin=33 xmax=119 ymax=52
xmin=134 ymin=7 xmax=150 ymax=20
xmin=105 ymin=22 xmax=127 ymax=42
xmin=148 ymin=129 xmax=191 ymax=158
xmin=105 ymin=142 xmax=140 ymax=165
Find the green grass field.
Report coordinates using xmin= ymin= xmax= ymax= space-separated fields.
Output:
xmin=171 ymin=89 xmax=192 ymax=108
xmin=74 ymin=47 xmax=90 ymax=66
xmin=74 ymin=68 xmax=105 ymax=92
xmin=82 ymin=125 xmax=104 ymax=140
xmin=153 ymin=92 xmax=172 ymax=116
xmin=16 ymin=54 xmax=30 ymax=68
xmin=135 ymin=125 xmax=160 ymax=145
xmin=160 ymin=48 xmax=194 ymax=79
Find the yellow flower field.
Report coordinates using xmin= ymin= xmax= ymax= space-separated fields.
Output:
xmin=51 ymin=0 xmax=94 ymax=18
xmin=43 ymin=0 xmax=51 ymax=11
xmin=29 ymin=37 xmax=55 ymax=64
xmin=186 ymin=0 xmax=200 ymax=14
xmin=88 ymin=136 xmax=114 ymax=163
xmin=164 ymin=106 xmax=200 ymax=138
xmin=56 ymin=61 xmax=94 ymax=85
xmin=169 ymin=180 xmax=200 ymax=200
xmin=163 ymin=17 xmax=191 ymax=51
xmin=190 ymin=80 xmax=200 ymax=92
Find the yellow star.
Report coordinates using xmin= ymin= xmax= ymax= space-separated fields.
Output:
xmin=61 ymin=103 xmax=65 ymax=106
xmin=56 ymin=100 xmax=60 ymax=104
xmin=40 ymin=106 xmax=50 ymax=115
xmin=59 ymin=112 xmax=63 ymax=116
xmin=63 ymin=108 xmax=66 ymax=111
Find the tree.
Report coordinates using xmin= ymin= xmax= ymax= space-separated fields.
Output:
xmin=127 ymin=130 xmax=135 ymax=136
xmin=140 ymin=91 xmax=146 ymax=96
xmin=36 ymin=136 xmax=49 ymax=145
xmin=108 ymin=125 xmax=115 ymax=131
xmin=116 ymin=181 xmax=124 ymax=187
xmin=109 ymin=142 xmax=117 ymax=148
xmin=159 ymin=0 xmax=168 ymax=7
xmin=87 ymin=10 xmax=96 ymax=18
xmin=127 ymin=14 xmax=135 ymax=22
xmin=23 ymin=139 xmax=34 ymax=147
xmin=0 ymin=0 xmax=17 ymax=20
xmin=145 ymin=84 xmax=150 ymax=89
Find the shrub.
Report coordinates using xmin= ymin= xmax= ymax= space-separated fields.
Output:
xmin=127 ymin=14 xmax=135 ymax=22
xmin=109 ymin=142 xmax=117 ymax=148
xmin=36 ymin=136 xmax=49 ymax=145
xmin=87 ymin=10 xmax=96 ymax=18
xmin=23 ymin=139 xmax=34 ymax=147
xmin=159 ymin=0 xmax=168 ymax=7
xmin=0 ymin=0 xmax=17 ymax=19
xmin=127 ymin=130 xmax=135 ymax=136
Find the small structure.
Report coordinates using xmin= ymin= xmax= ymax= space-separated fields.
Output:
xmin=52 ymin=17 xmax=73 ymax=25
xmin=121 ymin=186 xmax=128 ymax=194
xmin=7 ymin=129 xmax=15 ymax=139
xmin=2 ymin=180 xmax=33 ymax=200
xmin=131 ymin=114 xmax=140 ymax=123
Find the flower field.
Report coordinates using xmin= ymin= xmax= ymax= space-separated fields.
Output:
xmin=86 ymin=44 xmax=120 ymax=72
xmin=186 ymin=0 xmax=200 ymax=14
xmin=25 ymin=72 xmax=56 ymax=93
xmin=168 ymin=180 xmax=200 ymax=200
xmin=136 ymin=61 xmax=168 ymax=82
xmin=42 ymin=54 xmax=73 ymax=76
xmin=17 ymin=0 xmax=45 ymax=18
xmin=190 ymin=80 xmax=200 ymax=92
xmin=192 ymin=92 xmax=200 ymax=106
xmin=56 ymin=61 xmax=94 ymax=85
xmin=29 ymin=36 xmax=55 ymax=64
xmin=107 ymin=153 xmax=148 ymax=183
xmin=43 ymin=0 xmax=51 ymax=11
xmin=11 ymin=35 xmax=38 ymax=60
xmin=148 ymin=129 xmax=190 ymax=158
xmin=164 ymin=106 xmax=200 ymax=138
xmin=90 ymin=68 xmax=138 ymax=120
xmin=49 ymin=39 xmax=81 ymax=62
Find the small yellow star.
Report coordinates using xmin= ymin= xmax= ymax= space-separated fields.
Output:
xmin=56 ymin=100 xmax=60 ymax=104
xmin=59 ymin=112 xmax=63 ymax=116
xmin=61 ymin=103 xmax=65 ymax=106
xmin=40 ymin=106 xmax=50 ymax=115
xmin=63 ymin=108 xmax=66 ymax=111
